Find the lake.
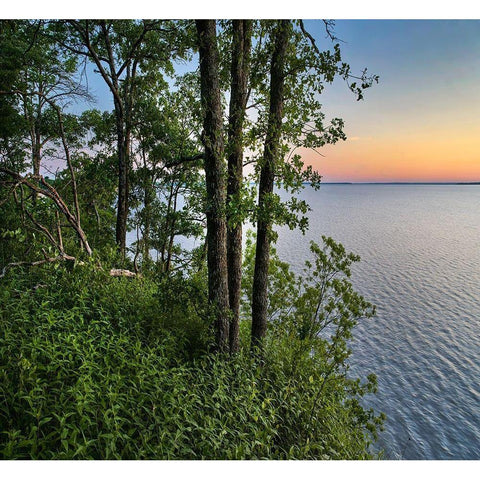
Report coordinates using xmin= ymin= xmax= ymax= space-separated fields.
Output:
xmin=129 ymin=183 xmax=480 ymax=459
xmin=274 ymin=184 xmax=480 ymax=459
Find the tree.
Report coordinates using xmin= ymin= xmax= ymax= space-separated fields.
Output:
xmin=0 ymin=21 xmax=87 ymax=180
xmin=0 ymin=20 xmax=93 ymax=267
xmin=226 ymin=20 xmax=252 ymax=353
xmin=0 ymin=21 xmax=31 ymax=175
xmin=248 ymin=20 xmax=378 ymax=350
xmin=53 ymin=20 xmax=185 ymax=258
xmin=251 ymin=20 xmax=291 ymax=350
xmin=130 ymin=85 xmax=205 ymax=272
xmin=196 ymin=20 xmax=230 ymax=353
xmin=0 ymin=18 xmax=377 ymax=354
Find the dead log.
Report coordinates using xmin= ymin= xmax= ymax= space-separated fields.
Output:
xmin=109 ymin=268 xmax=141 ymax=278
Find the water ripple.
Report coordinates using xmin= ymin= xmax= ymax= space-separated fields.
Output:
xmin=275 ymin=185 xmax=480 ymax=459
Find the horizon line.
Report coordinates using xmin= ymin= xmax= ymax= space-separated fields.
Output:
xmin=315 ymin=181 xmax=480 ymax=185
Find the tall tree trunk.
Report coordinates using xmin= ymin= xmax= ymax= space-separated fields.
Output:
xmin=65 ymin=20 xmax=150 ymax=260
xmin=251 ymin=20 xmax=290 ymax=351
xmin=113 ymin=68 xmax=132 ymax=261
xmin=143 ymin=184 xmax=151 ymax=263
xmin=196 ymin=19 xmax=230 ymax=353
xmin=98 ymin=20 xmax=130 ymax=259
xmin=160 ymin=181 xmax=175 ymax=270
xmin=165 ymin=185 xmax=179 ymax=273
xmin=142 ymin=148 xmax=152 ymax=263
xmin=227 ymin=20 xmax=252 ymax=354
xmin=114 ymin=99 xmax=128 ymax=259
xmin=70 ymin=20 xmax=131 ymax=260
xmin=31 ymin=126 xmax=41 ymax=204
xmin=33 ymin=126 xmax=41 ymax=176
xmin=32 ymin=89 xmax=43 ymax=178
xmin=27 ymin=99 xmax=41 ymax=202
xmin=118 ymin=60 xmax=136 ymax=260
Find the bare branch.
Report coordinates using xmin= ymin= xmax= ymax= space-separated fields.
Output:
xmin=0 ymin=253 xmax=77 ymax=279
xmin=163 ymin=153 xmax=204 ymax=169
xmin=0 ymin=166 xmax=92 ymax=256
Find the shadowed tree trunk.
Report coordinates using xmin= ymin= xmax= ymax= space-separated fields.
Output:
xmin=113 ymin=95 xmax=129 ymax=258
xmin=140 ymin=146 xmax=153 ymax=263
xmin=251 ymin=20 xmax=291 ymax=351
xmin=196 ymin=19 xmax=230 ymax=353
xmin=30 ymin=114 xmax=41 ymax=203
xmin=227 ymin=20 xmax=252 ymax=355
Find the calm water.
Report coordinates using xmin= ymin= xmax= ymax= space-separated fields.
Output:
xmin=274 ymin=184 xmax=480 ymax=460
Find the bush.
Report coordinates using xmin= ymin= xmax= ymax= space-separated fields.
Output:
xmin=0 ymin=239 xmax=383 ymax=459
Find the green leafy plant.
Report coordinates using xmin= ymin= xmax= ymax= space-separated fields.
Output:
xmin=0 ymin=244 xmax=383 ymax=459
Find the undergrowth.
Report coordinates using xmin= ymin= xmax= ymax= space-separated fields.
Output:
xmin=0 ymin=242 xmax=384 ymax=460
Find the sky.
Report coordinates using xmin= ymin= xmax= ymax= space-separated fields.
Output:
xmin=16 ymin=14 xmax=474 ymax=183
xmin=298 ymin=20 xmax=480 ymax=182
xmin=73 ymin=18 xmax=480 ymax=183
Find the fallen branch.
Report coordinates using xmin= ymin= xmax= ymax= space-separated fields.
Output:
xmin=0 ymin=253 xmax=76 ymax=279
xmin=0 ymin=166 xmax=92 ymax=255
xmin=1 ymin=258 xmax=141 ymax=280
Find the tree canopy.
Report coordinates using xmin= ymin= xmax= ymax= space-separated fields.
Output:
xmin=0 ymin=20 xmax=383 ymax=460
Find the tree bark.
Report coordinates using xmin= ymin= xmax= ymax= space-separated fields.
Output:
xmin=160 ymin=181 xmax=174 ymax=270
xmin=227 ymin=20 xmax=252 ymax=354
xmin=114 ymin=97 xmax=129 ymax=258
xmin=165 ymin=182 xmax=180 ymax=273
xmin=196 ymin=20 xmax=230 ymax=353
xmin=141 ymin=147 xmax=153 ymax=263
xmin=251 ymin=20 xmax=290 ymax=351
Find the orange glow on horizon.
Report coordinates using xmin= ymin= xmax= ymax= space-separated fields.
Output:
xmin=300 ymin=128 xmax=480 ymax=183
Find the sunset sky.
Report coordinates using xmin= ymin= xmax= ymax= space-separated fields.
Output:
xmin=68 ymin=19 xmax=480 ymax=183
xmin=300 ymin=20 xmax=480 ymax=183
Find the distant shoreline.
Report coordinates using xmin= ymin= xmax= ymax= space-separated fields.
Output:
xmin=312 ymin=182 xmax=480 ymax=185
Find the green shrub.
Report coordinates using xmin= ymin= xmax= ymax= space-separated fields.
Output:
xmin=0 ymin=239 xmax=383 ymax=459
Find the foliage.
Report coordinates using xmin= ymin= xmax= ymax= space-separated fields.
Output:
xmin=129 ymin=84 xmax=205 ymax=270
xmin=242 ymin=232 xmax=385 ymax=452
xmin=242 ymin=232 xmax=378 ymax=368
xmin=0 ymin=242 xmax=383 ymax=459
xmin=0 ymin=19 xmax=384 ymax=460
